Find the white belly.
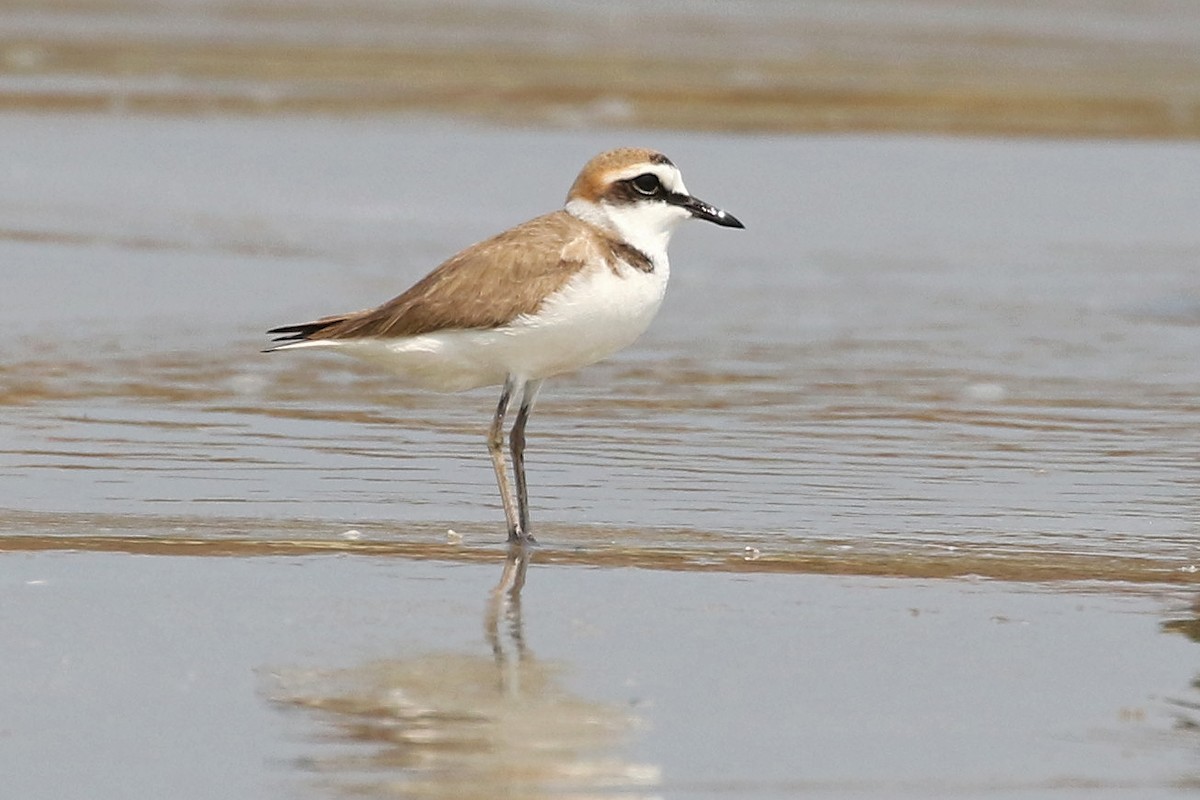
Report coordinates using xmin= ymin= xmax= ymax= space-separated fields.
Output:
xmin=292 ymin=260 xmax=669 ymax=392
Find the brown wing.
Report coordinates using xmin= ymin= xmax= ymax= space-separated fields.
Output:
xmin=268 ymin=211 xmax=599 ymax=343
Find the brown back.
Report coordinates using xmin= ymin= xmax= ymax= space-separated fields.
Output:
xmin=309 ymin=211 xmax=607 ymax=340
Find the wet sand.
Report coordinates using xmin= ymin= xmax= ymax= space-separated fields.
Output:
xmin=2 ymin=112 xmax=1200 ymax=797
xmin=2 ymin=1 xmax=1200 ymax=138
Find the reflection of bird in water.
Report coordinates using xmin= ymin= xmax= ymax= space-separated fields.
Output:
xmin=268 ymin=547 xmax=658 ymax=797
xmin=1162 ymin=594 xmax=1200 ymax=732
xmin=486 ymin=544 xmax=530 ymax=697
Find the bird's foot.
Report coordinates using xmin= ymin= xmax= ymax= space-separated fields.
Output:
xmin=507 ymin=528 xmax=537 ymax=546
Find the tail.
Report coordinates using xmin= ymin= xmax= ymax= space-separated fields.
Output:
xmin=264 ymin=314 xmax=353 ymax=352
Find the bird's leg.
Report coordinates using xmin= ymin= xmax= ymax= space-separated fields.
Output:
xmin=488 ymin=376 xmax=522 ymax=541
xmin=509 ymin=379 xmax=543 ymax=542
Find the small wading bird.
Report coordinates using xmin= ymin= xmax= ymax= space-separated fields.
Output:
xmin=267 ymin=148 xmax=743 ymax=544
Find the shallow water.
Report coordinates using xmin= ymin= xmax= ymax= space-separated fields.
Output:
xmin=3 ymin=115 xmax=1198 ymax=580
xmin=3 ymin=113 xmax=1200 ymax=796
xmin=6 ymin=552 xmax=1200 ymax=799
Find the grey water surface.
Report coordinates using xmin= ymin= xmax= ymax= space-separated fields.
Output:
xmin=2 ymin=114 xmax=1200 ymax=797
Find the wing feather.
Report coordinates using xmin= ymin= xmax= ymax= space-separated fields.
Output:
xmin=267 ymin=211 xmax=601 ymax=343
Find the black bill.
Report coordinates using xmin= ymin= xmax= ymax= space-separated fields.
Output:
xmin=669 ymin=193 xmax=745 ymax=229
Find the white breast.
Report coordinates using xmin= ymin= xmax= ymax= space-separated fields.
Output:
xmin=507 ymin=255 xmax=670 ymax=379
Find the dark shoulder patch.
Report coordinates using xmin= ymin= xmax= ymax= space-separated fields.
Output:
xmin=610 ymin=240 xmax=654 ymax=274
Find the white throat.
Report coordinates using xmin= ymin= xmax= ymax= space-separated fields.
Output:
xmin=566 ymin=196 xmax=690 ymax=265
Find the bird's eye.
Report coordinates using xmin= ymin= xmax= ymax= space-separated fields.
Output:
xmin=631 ymin=173 xmax=661 ymax=195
